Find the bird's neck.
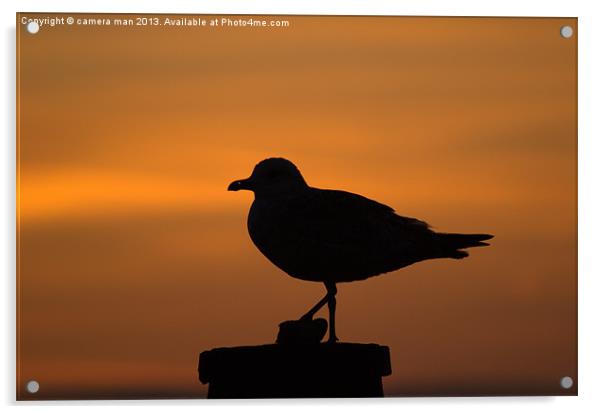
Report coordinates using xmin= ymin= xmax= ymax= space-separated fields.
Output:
xmin=253 ymin=186 xmax=310 ymax=202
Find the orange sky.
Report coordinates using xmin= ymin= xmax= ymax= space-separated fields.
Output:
xmin=17 ymin=14 xmax=577 ymax=399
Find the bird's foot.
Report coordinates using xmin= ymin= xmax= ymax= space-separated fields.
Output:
xmin=277 ymin=317 xmax=327 ymax=344
xmin=326 ymin=335 xmax=339 ymax=344
xmin=299 ymin=313 xmax=314 ymax=322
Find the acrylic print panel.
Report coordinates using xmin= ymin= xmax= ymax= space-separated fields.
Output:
xmin=16 ymin=14 xmax=577 ymax=400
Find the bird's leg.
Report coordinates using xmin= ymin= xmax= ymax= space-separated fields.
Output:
xmin=299 ymin=293 xmax=329 ymax=321
xmin=326 ymin=282 xmax=339 ymax=343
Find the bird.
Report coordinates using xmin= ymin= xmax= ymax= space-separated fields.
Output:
xmin=228 ymin=157 xmax=493 ymax=343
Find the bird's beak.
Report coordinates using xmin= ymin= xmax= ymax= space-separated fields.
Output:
xmin=228 ymin=177 xmax=254 ymax=192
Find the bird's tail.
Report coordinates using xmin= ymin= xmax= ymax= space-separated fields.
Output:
xmin=435 ymin=233 xmax=494 ymax=259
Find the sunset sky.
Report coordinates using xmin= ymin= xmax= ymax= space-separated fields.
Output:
xmin=17 ymin=14 xmax=577 ymax=399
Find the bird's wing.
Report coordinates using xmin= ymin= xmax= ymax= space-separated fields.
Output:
xmin=251 ymin=187 xmax=441 ymax=282
xmin=283 ymin=188 xmax=433 ymax=256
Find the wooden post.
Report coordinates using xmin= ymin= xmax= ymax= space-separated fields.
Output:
xmin=198 ymin=342 xmax=391 ymax=398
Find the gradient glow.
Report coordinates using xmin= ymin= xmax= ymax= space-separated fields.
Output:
xmin=17 ymin=14 xmax=577 ymax=399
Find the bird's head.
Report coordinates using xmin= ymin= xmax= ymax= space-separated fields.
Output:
xmin=228 ymin=158 xmax=308 ymax=197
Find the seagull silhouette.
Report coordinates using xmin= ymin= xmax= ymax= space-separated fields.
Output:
xmin=228 ymin=158 xmax=493 ymax=343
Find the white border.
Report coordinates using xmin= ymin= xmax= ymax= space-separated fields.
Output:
xmin=3 ymin=1 xmax=601 ymax=413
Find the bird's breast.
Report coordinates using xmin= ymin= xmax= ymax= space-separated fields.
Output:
xmin=247 ymin=199 xmax=290 ymax=256
xmin=247 ymin=198 xmax=319 ymax=281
